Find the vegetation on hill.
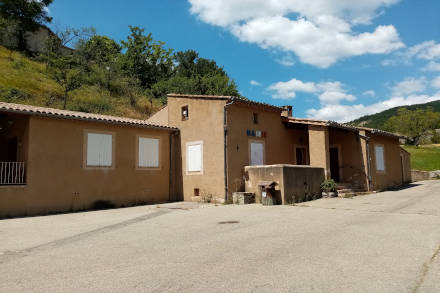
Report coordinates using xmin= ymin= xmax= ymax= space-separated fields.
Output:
xmin=402 ymin=145 xmax=440 ymax=171
xmin=0 ymin=0 xmax=241 ymax=119
xmin=350 ymin=100 xmax=440 ymax=130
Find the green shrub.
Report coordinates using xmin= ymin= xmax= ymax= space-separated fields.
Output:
xmin=320 ymin=179 xmax=337 ymax=192
xmin=0 ymin=85 xmax=31 ymax=102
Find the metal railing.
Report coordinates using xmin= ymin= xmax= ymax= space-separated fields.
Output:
xmin=0 ymin=162 xmax=26 ymax=185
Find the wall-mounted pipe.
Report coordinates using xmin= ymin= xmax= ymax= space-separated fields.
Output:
xmin=223 ymin=98 xmax=236 ymax=203
xmin=359 ymin=133 xmax=372 ymax=191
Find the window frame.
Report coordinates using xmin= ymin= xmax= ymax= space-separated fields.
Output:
xmin=186 ymin=140 xmax=203 ymax=175
xmin=136 ymin=135 xmax=161 ymax=170
xmin=181 ymin=105 xmax=189 ymax=121
xmin=83 ymin=130 xmax=116 ymax=169
xmin=252 ymin=112 xmax=258 ymax=124
xmin=374 ymin=144 xmax=386 ymax=173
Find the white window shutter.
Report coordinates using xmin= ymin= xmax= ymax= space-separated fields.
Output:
xmin=375 ymin=145 xmax=385 ymax=171
xmin=187 ymin=143 xmax=202 ymax=172
xmin=139 ymin=137 xmax=159 ymax=167
xmin=87 ymin=133 xmax=112 ymax=167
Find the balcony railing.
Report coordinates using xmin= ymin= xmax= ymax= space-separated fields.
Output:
xmin=0 ymin=162 xmax=26 ymax=185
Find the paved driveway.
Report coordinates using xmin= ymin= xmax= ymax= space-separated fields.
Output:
xmin=1 ymin=180 xmax=440 ymax=293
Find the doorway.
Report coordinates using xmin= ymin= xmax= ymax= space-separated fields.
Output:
xmin=250 ymin=141 xmax=264 ymax=166
xmin=329 ymin=147 xmax=340 ymax=182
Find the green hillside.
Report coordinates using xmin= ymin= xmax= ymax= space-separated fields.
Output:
xmin=350 ymin=100 xmax=440 ymax=130
xmin=403 ymin=145 xmax=440 ymax=171
xmin=0 ymin=46 xmax=163 ymax=119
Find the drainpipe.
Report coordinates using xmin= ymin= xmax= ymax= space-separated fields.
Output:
xmin=359 ymin=133 xmax=372 ymax=191
xmin=169 ymin=129 xmax=179 ymax=202
xmin=224 ymin=98 xmax=236 ymax=203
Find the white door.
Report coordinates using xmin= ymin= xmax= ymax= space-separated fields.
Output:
xmin=250 ymin=142 xmax=264 ymax=166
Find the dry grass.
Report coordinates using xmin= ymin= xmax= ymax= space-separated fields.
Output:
xmin=0 ymin=46 xmax=163 ymax=119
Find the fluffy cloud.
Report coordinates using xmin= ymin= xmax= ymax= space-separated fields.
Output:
xmin=424 ymin=61 xmax=440 ymax=72
xmin=276 ymin=55 xmax=295 ymax=67
xmin=250 ymin=80 xmax=262 ymax=86
xmin=189 ymin=0 xmax=404 ymax=68
xmin=391 ymin=77 xmax=427 ymax=97
xmin=432 ymin=76 xmax=440 ymax=89
xmin=362 ymin=90 xmax=376 ymax=97
xmin=307 ymin=93 xmax=440 ymax=122
xmin=268 ymin=78 xmax=317 ymax=99
xmin=268 ymin=78 xmax=355 ymax=104
xmin=383 ymin=41 xmax=440 ymax=67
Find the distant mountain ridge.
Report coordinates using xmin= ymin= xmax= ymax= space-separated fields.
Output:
xmin=349 ymin=100 xmax=440 ymax=130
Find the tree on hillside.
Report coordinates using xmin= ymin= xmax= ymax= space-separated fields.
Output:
xmin=384 ymin=107 xmax=440 ymax=145
xmin=76 ymin=35 xmax=125 ymax=93
xmin=0 ymin=0 xmax=53 ymax=51
xmin=47 ymin=55 xmax=82 ymax=109
xmin=150 ymin=50 xmax=240 ymax=104
xmin=120 ymin=26 xmax=174 ymax=88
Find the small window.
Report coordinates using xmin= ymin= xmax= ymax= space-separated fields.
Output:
xmin=138 ymin=137 xmax=160 ymax=168
xmin=182 ymin=106 xmax=189 ymax=120
xmin=187 ymin=141 xmax=203 ymax=173
xmin=86 ymin=132 xmax=113 ymax=167
xmin=253 ymin=113 xmax=258 ymax=124
xmin=375 ymin=145 xmax=385 ymax=172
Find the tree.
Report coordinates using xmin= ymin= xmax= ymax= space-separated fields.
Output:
xmin=384 ymin=107 xmax=440 ymax=145
xmin=75 ymin=35 xmax=124 ymax=92
xmin=174 ymin=50 xmax=229 ymax=78
xmin=47 ymin=55 xmax=82 ymax=109
xmin=120 ymin=26 xmax=174 ymax=88
xmin=0 ymin=0 xmax=53 ymax=51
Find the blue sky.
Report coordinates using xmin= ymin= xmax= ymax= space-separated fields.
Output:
xmin=47 ymin=0 xmax=440 ymax=122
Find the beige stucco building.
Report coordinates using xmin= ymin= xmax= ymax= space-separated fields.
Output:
xmin=0 ymin=103 xmax=181 ymax=217
xmin=0 ymin=94 xmax=411 ymax=217
xmin=150 ymin=94 xmax=411 ymax=203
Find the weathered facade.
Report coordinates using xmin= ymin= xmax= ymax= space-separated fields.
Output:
xmin=0 ymin=103 xmax=181 ymax=218
xmin=150 ymin=94 xmax=411 ymax=203
xmin=1 ymin=93 xmax=411 ymax=217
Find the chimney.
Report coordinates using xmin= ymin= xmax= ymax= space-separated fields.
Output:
xmin=281 ymin=105 xmax=293 ymax=118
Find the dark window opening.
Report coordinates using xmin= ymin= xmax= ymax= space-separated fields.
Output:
xmin=182 ymin=106 xmax=189 ymax=120
xmin=7 ymin=137 xmax=18 ymax=162
xmin=194 ymin=188 xmax=200 ymax=197
xmin=253 ymin=113 xmax=258 ymax=124
xmin=295 ymin=148 xmax=307 ymax=165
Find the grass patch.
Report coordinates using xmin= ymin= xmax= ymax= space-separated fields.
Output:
xmin=0 ymin=46 xmax=163 ymax=119
xmin=402 ymin=145 xmax=440 ymax=171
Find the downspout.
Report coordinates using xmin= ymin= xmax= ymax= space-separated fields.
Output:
xmin=224 ymin=98 xmax=236 ymax=203
xmin=359 ymin=133 xmax=372 ymax=191
xmin=169 ymin=129 xmax=179 ymax=202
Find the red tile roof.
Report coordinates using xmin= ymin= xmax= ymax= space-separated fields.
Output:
xmin=0 ymin=102 xmax=178 ymax=131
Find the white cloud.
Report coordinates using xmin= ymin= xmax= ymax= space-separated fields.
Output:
xmin=189 ymin=0 xmax=404 ymax=68
xmin=424 ymin=61 xmax=440 ymax=72
xmin=250 ymin=80 xmax=262 ymax=86
xmin=268 ymin=78 xmax=355 ymax=104
xmin=391 ymin=77 xmax=427 ymax=97
xmin=307 ymin=92 xmax=440 ymax=122
xmin=432 ymin=76 xmax=440 ymax=89
xmin=276 ymin=55 xmax=295 ymax=67
xmin=268 ymin=78 xmax=317 ymax=99
xmin=383 ymin=41 xmax=440 ymax=67
xmin=363 ymin=90 xmax=376 ymax=97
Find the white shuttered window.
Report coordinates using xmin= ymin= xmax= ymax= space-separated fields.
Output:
xmin=375 ymin=145 xmax=385 ymax=172
xmin=87 ymin=133 xmax=113 ymax=167
xmin=187 ymin=142 xmax=202 ymax=172
xmin=138 ymin=137 xmax=159 ymax=168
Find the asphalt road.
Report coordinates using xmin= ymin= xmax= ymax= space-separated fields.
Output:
xmin=1 ymin=180 xmax=440 ymax=292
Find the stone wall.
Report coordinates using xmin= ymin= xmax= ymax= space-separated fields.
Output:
xmin=244 ymin=164 xmax=324 ymax=204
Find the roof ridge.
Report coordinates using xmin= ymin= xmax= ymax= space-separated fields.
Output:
xmin=0 ymin=102 xmax=177 ymax=130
